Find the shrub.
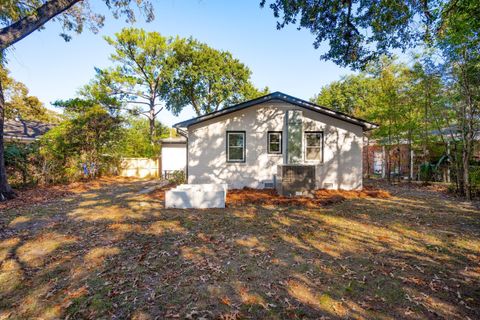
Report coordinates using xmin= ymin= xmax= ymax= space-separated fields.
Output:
xmin=168 ymin=170 xmax=186 ymax=185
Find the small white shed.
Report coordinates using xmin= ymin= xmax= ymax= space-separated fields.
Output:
xmin=160 ymin=136 xmax=187 ymax=177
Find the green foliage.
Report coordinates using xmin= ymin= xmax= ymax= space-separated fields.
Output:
xmin=165 ymin=37 xmax=268 ymax=115
xmin=168 ymin=170 xmax=186 ymax=185
xmin=260 ymin=0 xmax=477 ymax=69
xmin=89 ymin=27 xmax=172 ymax=142
xmin=117 ymin=117 xmax=170 ymax=158
xmin=312 ymin=74 xmax=374 ymax=115
xmin=419 ymin=163 xmax=436 ymax=183
xmin=39 ymin=102 xmax=124 ymax=183
xmin=4 ymin=142 xmax=40 ymax=187
xmin=260 ymin=0 xmax=431 ymax=68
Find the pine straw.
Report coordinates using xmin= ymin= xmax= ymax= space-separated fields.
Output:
xmin=227 ymin=187 xmax=390 ymax=208
xmin=148 ymin=185 xmax=390 ymax=208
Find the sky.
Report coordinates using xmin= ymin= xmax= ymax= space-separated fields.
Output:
xmin=6 ymin=0 xmax=355 ymax=127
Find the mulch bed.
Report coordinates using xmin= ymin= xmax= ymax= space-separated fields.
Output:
xmin=149 ymin=184 xmax=390 ymax=208
xmin=226 ymin=187 xmax=390 ymax=208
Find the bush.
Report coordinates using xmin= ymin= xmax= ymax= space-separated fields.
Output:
xmin=5 ymin=142 xmax=41 ymax=187
xmin=419 ymin=163 xmax=436 ymax=183
xmin=168 ymin=170 xmax=186 ymax=185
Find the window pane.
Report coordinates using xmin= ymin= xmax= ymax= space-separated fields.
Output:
xmin=227 ymin=132 xmax=245 ymax=161
xmin=229 ymin=147 xmax=243 ymax=160
xmin=228 ymin=133 xmax=244 ymax=147
xmin=306 ymin=133 xmax=321 ymax=147
xmin=270 ymin=142 xmax=280 ymax=152
xmin=268 ymin=132 xmax=282 ymax=153
xmin=306 ymin=147 xmax=321 ymax=160
xmin=269 ymin=133 xmax=280 ymax=143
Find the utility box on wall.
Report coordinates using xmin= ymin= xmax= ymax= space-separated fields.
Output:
xmin=276 ymin=164 xmax=316 ymax=196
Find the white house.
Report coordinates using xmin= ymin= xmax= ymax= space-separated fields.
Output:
xmin=174 ymin=92 xmax=377 ymax=191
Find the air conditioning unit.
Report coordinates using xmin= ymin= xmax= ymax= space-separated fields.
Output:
xmin=276 ymin=164 xmax=316 ymax=196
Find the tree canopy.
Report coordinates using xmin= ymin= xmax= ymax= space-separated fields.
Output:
xmin=260 ymin=0 xmax=477 ymax=69
xmin=89 ymin=28 xmax=171 ymax=143
xmin=165 ymin=37 xmax=269 ymax=116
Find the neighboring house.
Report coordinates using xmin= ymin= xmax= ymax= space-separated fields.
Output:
xmin=363 ymin=126 xmax=480 ymax=181
xmin=4 ymin=119 xmax=54 ymax=143
xmin=160 ymin=136 xmax=187 ymax=177
xmin=174 ymin=92 xmax=377 ymax=190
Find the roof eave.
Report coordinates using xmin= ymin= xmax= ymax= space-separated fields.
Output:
xmin=173 ymin=91 xmax=378 ymax=131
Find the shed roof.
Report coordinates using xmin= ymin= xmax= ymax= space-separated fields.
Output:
xmin=160 ymin=136 xmax=187 ymax=144
xmin=173 ymin=91 xmax=378 ymax=131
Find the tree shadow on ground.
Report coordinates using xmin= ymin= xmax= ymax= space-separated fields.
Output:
xmin=0 ymin=179 xmax=479 ymax=319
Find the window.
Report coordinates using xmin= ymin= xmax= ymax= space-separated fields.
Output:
xmin=304 ymin=131 xmax=323 ymax=162
xmin=226 ymin=131 xmax=245 ymax=162
xmin=268 ymin=131 xmax=282 ymax=154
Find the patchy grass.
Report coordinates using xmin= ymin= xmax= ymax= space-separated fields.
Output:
xmin=0 ymin=179 xmax=479 ymax=319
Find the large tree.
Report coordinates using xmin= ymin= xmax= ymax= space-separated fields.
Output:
xmin=165 ymin=37 xmax=268 ymax=116
xmin=438 ymin=0 xmax=480 ymax=199
xmin=260 ymin=0 xmax=474 ymax=69
xmin=0 ymin=0 xmax=154 ymax=200
xmin=91 ymin=28 xmax=171 ymax=144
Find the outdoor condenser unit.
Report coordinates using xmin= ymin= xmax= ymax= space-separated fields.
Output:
xmin=276 ymin=164 xmax=316 ymax=196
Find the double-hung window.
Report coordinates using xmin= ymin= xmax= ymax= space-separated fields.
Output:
xmin=304 ymin=131 xmax=323 ymax=162
xmin=267 ymin=131 xmax=282 ymax=154
xmin=226 ymin=131 xmax=246 ymax=162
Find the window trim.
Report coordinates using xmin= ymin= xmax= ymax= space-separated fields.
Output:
xmin=226 ymin=131 xmax=246 ymax=163
xmin=267 ymin=131 xmax=282 ymax=154
xmin=304 ymin=131 xmax=324 ymax=163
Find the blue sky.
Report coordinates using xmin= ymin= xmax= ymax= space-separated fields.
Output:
xmin=6 ymin=0 xmax=355 ymax=126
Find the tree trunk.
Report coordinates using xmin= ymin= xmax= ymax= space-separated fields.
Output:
xmin=452 ymin=143 xmax=463 ymax=195
xmin=462 ymin=146 xmax=471 ymax=200
xmin=0 ymin=0 xmax=81 ymax=50
xmin=386 ymin=146 xmax=391 ymax=182
xmin=149 ymin=101 xmax=155 ymax=145
xmin=0 ymin=74 xmax=16 ymax=200
xmin=407 ymin=131 xmax=413 ymax=183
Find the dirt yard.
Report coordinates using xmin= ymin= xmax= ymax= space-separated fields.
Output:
xmin=0 ymin=178 xmax=479 ymax=319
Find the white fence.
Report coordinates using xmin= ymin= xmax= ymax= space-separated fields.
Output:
xmin=119 ymin=158 xmax=160 ymax=178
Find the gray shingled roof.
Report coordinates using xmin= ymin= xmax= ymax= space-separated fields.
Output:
xmin=4 ymin=119 xmax=55 ymax=142
xmin=174 ymin=91 xmax=379 ymax=131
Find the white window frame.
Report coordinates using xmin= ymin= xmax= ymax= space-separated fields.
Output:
xmin=226 ymin=131 xmax=246 ymax=163
xmin=304 ymin=131 xmax=323 ymax=162
xmin=267 ymin=131 xmax=282 ymax=154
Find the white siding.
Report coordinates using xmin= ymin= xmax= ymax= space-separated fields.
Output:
xmin=187 ymin=101 xmax=363 ymax=190
xmin=162 ymin=144 xmax=187 ymax=172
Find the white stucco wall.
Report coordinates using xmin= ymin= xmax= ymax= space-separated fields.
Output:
xmin=161 ymin=144 xmax=187 ymax=172
xmin=187 ymin=101 xmax=363 ymax=190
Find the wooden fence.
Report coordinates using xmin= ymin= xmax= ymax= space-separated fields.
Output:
xmin=119 ymin=158 xmax=161 ymax=178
